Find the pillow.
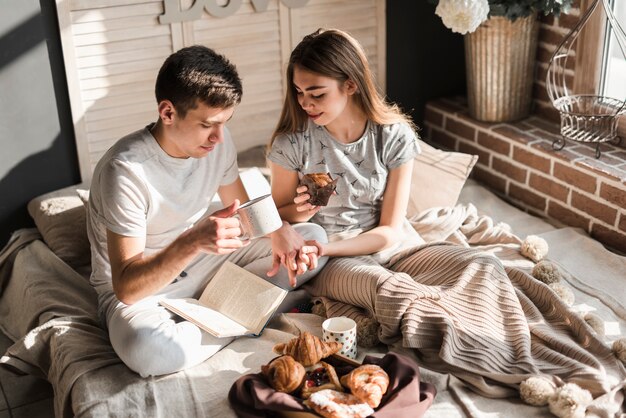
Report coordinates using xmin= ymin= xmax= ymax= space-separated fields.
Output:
xmin=407 ymin=141 xmax=478 ymax=217
xmin=27 ymin=184 xmax=91 ymax=268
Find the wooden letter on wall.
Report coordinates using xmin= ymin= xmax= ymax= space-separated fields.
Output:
xmin=161 ymin=0 xmax=310 ymax=23
xmin=160 ymin=0 xmax=204 ymax=24
xmin=249 ymin=0 xmax=270 ymax=12
xmin=204 ymin=0 xmax=242 ymax=18
xmin=281 ymin=0 xmax=309 ymax=7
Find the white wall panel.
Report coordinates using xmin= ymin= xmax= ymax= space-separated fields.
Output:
xmin=56 ymin=0 xmax=385 ymax=182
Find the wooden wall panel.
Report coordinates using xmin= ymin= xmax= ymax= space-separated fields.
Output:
xmin=289 ymin=0 xmax=385 ymax=90
xmin=56 ymin=0 xmax=385 ymax=182
xmin=193 ymin=3 xmax=284 ymax=156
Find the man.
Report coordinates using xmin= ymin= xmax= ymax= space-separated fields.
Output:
xmin=86 ymin=45 xmax=326 ymax=377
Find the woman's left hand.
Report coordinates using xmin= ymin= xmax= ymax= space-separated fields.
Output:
xmin=297 ymin=239 xmax=324 ymax=273
xmin=294 ymin=185 xmax=321 ymax=214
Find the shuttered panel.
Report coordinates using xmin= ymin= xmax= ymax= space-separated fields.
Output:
xmin=193 ymin=1 xmax=284 ymax=154
xmin=288 ymin=0 xmax=385 ymax=91
xmin=59 ymin=0 xmax=175 ymax=181
xmin=57 ymin=0 xmax=385 ymax=182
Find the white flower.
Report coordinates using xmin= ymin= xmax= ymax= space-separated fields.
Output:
xmin=435 ymin=0 xmax=490 ymax=35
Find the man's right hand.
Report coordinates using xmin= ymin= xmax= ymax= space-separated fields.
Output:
xmin=190 ymin=200 xmax=250 ymax=254
xmin=108 ymin=201 xmax=249 ymax=305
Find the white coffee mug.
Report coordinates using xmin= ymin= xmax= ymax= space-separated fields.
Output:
xmin=322 ymin=316 xmax=357 ymax=359
xmin=236 ymin=194 xmax=283 ymax=240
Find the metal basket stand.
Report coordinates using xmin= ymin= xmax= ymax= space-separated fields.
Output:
xmin=546 ymin=0 xmax=626 ymax=158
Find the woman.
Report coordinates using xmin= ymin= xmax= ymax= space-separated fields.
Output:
xmin=268 ymin=28 xmax=423 ymax=263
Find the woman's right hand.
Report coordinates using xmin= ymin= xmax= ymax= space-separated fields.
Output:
xmin=294 ymin=185 xmax=321 ymax=214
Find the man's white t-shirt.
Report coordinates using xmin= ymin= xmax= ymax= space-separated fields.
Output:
xmin=86 ymin=124 xmax=239 ymax=314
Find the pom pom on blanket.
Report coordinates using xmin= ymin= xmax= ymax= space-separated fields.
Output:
xmin=582 ymin=312 xmax=605 ymax=338
xmin=612 ymin=338 xmax=626 ymax=364
xmin=548 ymin=383 xmax=592 ymax=418
xmin=549 ymin=282 xmax=575 ymax=307
xmin=356 ymin=316 xmax=380 ymax=348
xmin=532 ymin=260 xmax=562 ymax=285
xmin=495 ymin=221 xmax=512 ymax=233
xmin=521 ymin=235 xmax=549 ymax=262
xmin=520 ymin=376 xmax=556 ymax=406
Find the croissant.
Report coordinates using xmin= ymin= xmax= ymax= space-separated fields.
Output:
xmin=273 ymin=332 xmax=342 ymax=367
xmin=304 ymin=390 xmax=374 ymax=418
xmin=340 ymin=364 xmax=389 ymax=408
xmin=261 ymin=355 xmax=305 ymax=393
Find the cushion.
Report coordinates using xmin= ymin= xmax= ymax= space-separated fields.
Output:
xmin=407 ymin=141 xmax=478 ymax=217
xmin=27 ymin=184 xmax=91 ymax=268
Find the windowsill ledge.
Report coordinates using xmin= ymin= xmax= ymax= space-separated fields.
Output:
xmin=425 ymin=97 xmax=626 ymax=182
xmin=423 ymin=96 xmax=626 ymax=254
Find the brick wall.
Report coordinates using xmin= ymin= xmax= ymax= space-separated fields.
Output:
xmin=532 ymin=1 xmax=581 ymax=122
xmin=424 ymin=98 xmax=626 ymax=254
xmin=421 ymin=2 xmax=625 ymax=254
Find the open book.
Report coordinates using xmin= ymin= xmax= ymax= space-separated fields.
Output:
xmin=159 ymin=261 xmax=288 ymax=338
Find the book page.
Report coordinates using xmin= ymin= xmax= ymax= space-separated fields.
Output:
xmin=198 ymin=262 xmax=287 ymax=334
xmin=159 ymin=298 xmax=248 ymax=338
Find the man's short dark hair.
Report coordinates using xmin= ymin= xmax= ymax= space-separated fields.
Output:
xmin=155 ymin=45 xmax=242 ymax=117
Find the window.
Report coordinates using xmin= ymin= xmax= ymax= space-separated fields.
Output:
xmin=574 ymin=0 xmax=626 ymax=141
xmin=600 ymin=0 xmax=626 ymax=100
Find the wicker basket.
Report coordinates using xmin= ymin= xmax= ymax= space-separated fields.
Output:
xmin=465 ymin=14 xmax=539 ymax=122
xmin=552 ymin=95 xmax=624 ymax=157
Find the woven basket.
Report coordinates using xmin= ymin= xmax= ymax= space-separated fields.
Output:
xmin=465 ymin=14 xmax=540 ymax=122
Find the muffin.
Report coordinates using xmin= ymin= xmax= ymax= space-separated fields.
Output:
xmin=300 ymin=173 xmax=337 ymax=206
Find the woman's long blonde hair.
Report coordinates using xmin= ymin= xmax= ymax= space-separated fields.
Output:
xmin=270 ymin=28 xmax=416 ymax=146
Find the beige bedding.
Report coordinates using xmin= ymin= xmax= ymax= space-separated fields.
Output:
xmin=0 ymin=181 xmax=625 ymax=418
